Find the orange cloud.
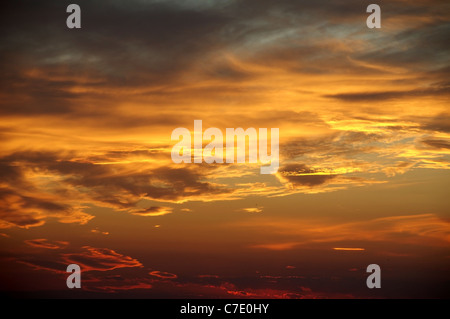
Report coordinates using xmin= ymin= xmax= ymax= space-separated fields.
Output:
xmin=24 ymin=239 xmax=69 ymax=249
xmin=244 ymin=214 xmax=450 ymax=251
xmin=62 ymin=246 xmax=143 ymax=272
xmin=91 ymin=229 xmax=109 ymax=235
xmin=176 ymin=280 xmax=354 ymax=299
xmin=149 ymin=270 xmax=178 ymax=279
xmin=241 ymin=207 xmax=263 ymax=213
xmin=132 ymin=206 xmax=173 ymax=217
xmin=285 ymin=265 xmax=296 ymax=269
xmin=16 ymin=260 xmax=67 ymax=274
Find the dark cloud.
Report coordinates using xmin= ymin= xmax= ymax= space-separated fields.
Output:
xmin=1 ymin=0 xmax=448 ymax=116
xmin=4 ymin=151 xmax=231 ymax=202
xmin=0 ymin=0 xmax=235 ymax=115
xmin=421 ymin=139 xmax=450 ymax=149
xmin=49 ymin=160 xmax=231 ymax=204
xmin=16 ymin=245 xmax=143 ymax=276
xmin=0 ymin=150 xmax=232 ymax=228
xmin=278 ymin=164 xmax=337 ymax=187
xmin=324 ymin=86 xmax=450 ymax=102
xmin=0 ymin=161 xmax=26 ymax=187
xmin=0 ymin=191 xmax=44 ymax=227
xmin=420 ymin=113 xmax=450 ymax=133
xmin=0 ymin=186 xmax=85 ymax=228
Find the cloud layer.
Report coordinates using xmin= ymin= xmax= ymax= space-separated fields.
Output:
xmin=0 ymin=0 xmax=449 ymax=299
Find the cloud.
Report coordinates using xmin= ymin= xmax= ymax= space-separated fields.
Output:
xmin=0 ymin=151 xmax=234 ymax=228
xmin=192 ymin=281 xmax=354 ymax=299
xmin=81 ymin=274 xmax=154 ymax=293
xmin=324 ymin=87 xmax=450 ymax=102
xmin=42 ymin=157 xmax=231 ymax=204
xmin=15 ymin=260 xmax=67 ymax=275
xmin=24 ymin=239 xmax=69 ymax=249
xmin=383 ymin=161 xmax=415 ymax=177
xmin=421 ymin=139 xmax=450 ymax=150
xmin=420 ymin=113 xmax=450 ymax=133
xmin=164 ymin=277 xmax=344 ymax=298
xmin=277 ymin=164 xmax=337 ymax=187
xmin=0 ymin=0 xmax=447 ymax=208
xmin=0 ymin=0 xmax=236 ymax=116
xmin=62 ymin=246 xmax=143 ymax=272
xmin=149 ymin=270 xmax=178 ymax=279
xmin=132 ymin=206 xmax=173 ymax=217
xmin=240 ymin=207 xmax=263 ymax=213
xmin=285 ymin=265 xmax=296 ymax=270
xmin=91 ymin=229 xmax=109 ymax=235
xmin=0 ymin=186 xmax=93 ymax=229
xmin=244 ymin=213 xmax=450 ymax=251
xmin=90 ymin=282 xmax=153 ymax=293
xmin=1 ymin=0 xmax=447 ymax=123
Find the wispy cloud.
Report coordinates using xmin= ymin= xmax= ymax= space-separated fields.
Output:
xmin=24 ymin=239 xmax=69 ymax=249
xmin=149 ymin=270 xmax=178 ymax=279
xmin=132 ymin=206 xmax=173 ymax=217
xmin=62 ymin=246 xmax=143 ymax=272
xmin=243 ymin=214 xmax=450 ymax=251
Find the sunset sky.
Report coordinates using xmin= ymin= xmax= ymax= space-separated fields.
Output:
xmin=0 ymin=0 xmax=449 ymax=298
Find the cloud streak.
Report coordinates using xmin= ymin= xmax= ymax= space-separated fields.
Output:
xmin=61 ymin=246 xmax=143 ymax=272
xmin=24 ymin=239 xmax=69 ymax=250
xmin=243 ymin=214 xmax=450 ymax=251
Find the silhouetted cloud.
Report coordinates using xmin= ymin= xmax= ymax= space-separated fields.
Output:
xmin=0 ymin=151 xmax=233 ymax=228
xmin=0 ymin=186 xmax=92 ymax=229
xmin=278 ymin=164 xmax=337 ymax=187
xmin=324 ymin=86 xmax=450 ymax=102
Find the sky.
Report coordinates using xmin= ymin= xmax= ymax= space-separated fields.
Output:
xmin=0 ymin=0 xmax=449 ymax=298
